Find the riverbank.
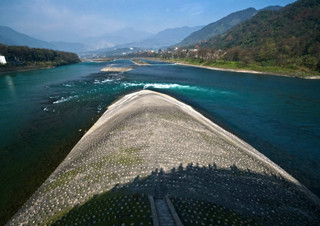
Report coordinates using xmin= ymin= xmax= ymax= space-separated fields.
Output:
xmin=0 ymin=65 xmax=55 ymax=74
xmin=0 ymin=62 xmax=80 ymax=74
xmin=0 ymin=44 xmax=80 ymax=74
xmin=153 ymin=58 xmax=320 ymax=79
xmin=9 ymin=90 xmax=320 ymax=225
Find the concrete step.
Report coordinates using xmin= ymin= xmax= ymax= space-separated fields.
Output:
xmin=155 ymin=198 xmax=175 ymax=226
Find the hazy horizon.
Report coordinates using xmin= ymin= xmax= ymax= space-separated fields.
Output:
xmin=1 ymin=0 xmax=296 ymax=43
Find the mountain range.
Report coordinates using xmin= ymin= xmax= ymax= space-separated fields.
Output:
xmin=87 ymin=28 xmax=153 ymax=50
xmin=0 ymin=25 xmax=202 ymax=53
xmin=167 ymin=0 xmax=317 ymax=75
xmin=179 ymin=6 xmax=282 ymax=47
xmin=1 ymin=4 xmax=295 ymax=58
xmin=0 ymin=26 xmax=88 ymax=53
xmin=117 ymin=26 xmax=203 ymax=49
xmin=92 ymin=6 xmax=282 ymax=56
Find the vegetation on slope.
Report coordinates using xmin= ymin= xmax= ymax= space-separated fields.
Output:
xmin=199 ymin=0 xmax=320 ymax=74
xmin=179 ymin=8 xmax=258 ymax=47
xmin=179 ymin=6 xmax=282 ymax=47
xmin=0 ymin=44 xmax=80 ymax=72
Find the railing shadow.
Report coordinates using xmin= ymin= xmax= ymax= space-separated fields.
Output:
xmin=47 ymin=163 xmax=320 ymax=225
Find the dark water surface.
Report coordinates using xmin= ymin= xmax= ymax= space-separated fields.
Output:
xmin=1 ymin=59 xmax=320 ymax=222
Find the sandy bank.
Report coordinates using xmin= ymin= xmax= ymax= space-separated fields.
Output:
xmin=157 ymin=59 xmax=320 ymax=79
xmin=305 ymin=76 xmax=320 ymax=79
xmin=176 ymin=62 xmax=264 ymax=74
xmin=9 ymin=90 xmax=320 ymax=225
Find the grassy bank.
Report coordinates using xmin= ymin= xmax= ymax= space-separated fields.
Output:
xmin=164 ymin=58 xmax=320 ymax=79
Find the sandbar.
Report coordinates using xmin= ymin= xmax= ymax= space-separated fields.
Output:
xmin=101 ymin=67 xmax=132 ymax=72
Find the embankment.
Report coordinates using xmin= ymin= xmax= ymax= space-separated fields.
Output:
xmin=8 ymin=90 xmax=320 ymax=225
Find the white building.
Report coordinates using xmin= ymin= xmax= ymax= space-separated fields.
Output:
xmin=0 ymin=55 xmax=7 ymax=64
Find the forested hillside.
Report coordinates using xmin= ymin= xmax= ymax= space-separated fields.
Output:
xmin=0 ymin=44 xmax=80 ymax=71
xmin=179 ymin=8 xmax=258 ymax=46
xmin=200 ymin=0 xmax=320 ymax=73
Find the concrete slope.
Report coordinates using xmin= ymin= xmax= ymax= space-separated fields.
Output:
xmin=8 ymin=90 xmax=320 ymax=225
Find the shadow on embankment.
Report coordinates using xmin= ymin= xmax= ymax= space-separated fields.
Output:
xmin=47 ymin=163 xmax=320 ymax=225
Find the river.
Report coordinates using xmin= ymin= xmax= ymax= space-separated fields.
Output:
xmin=1 ymin=59 xmax=320 ymax=223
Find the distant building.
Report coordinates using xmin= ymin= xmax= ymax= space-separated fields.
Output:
xmin=0 ymin=55 xmax=6 ymax=64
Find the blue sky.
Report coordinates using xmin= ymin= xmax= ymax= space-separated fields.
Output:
xmin=0 ymin=0 xmax=296 ymax=42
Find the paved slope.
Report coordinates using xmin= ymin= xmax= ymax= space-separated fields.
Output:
xmin=8 ymin=90 xmax=320 ymax=225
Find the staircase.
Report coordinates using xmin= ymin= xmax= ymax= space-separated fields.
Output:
xmin=154 ymin=198 xmax=175 ymax=226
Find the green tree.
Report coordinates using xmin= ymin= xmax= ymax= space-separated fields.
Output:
xmin=257 ymin=39 xmax=277 ymax=62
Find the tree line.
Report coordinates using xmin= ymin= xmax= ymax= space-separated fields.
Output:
xmin=0 ymin=44 xmax=80 ymax=67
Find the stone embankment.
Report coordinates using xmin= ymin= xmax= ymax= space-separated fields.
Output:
xmin=8 ymin=90 xmax=320 ymax=225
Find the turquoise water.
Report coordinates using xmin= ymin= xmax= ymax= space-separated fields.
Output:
xmin=1 ymin=59 xmax=320 ymax=221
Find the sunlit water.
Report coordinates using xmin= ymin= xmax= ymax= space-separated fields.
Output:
xmin=1 ymin=59 xmax=320 ymax=220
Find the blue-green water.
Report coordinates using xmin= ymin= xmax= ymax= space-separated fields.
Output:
xmin=1 ymin=59 xmax=320 ymax=221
